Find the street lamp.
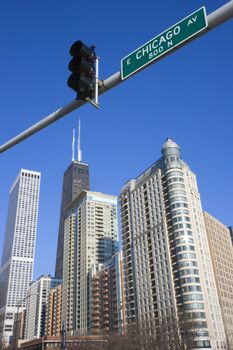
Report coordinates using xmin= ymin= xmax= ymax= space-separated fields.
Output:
xmin=61 ymin=322 xmax=66 ymax=350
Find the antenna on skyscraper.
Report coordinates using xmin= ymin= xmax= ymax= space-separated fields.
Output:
xmin=77 ymin=117 xmax=82 ymax=162
xmin=72 ymin=128 xmax=75 ymax=161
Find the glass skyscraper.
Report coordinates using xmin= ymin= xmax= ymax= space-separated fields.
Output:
xmin=0 ymin=169 xmax=41 ymax=345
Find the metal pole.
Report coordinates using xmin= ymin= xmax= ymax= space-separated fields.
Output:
xmin=95 ymin=56 xmax=100 ymax=106
xmin=42 ymin=336 xmax=44 ymax=350
xmin=13 ymin=303 xmax=20 ymax=350
xmin=207 ymin=0 xmax=233 ymax=28
xmin=0 ymin=100 xmax=83 ymax=153
xmin=0 ymin=0 xmax=233 ymax=154
xmin=61 ymin=322 xmax=66 ymax=350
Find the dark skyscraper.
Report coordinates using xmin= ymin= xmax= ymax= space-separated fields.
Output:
xmin=55 ymin=123 xmax=90 ymax=279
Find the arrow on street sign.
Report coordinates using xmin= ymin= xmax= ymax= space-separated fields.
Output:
xmin=121 ymin=7 xmax=208 ymax=80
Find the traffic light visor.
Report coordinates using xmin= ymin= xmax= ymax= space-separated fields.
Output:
xmin=69 ymin=40 xmax=94 ymax=59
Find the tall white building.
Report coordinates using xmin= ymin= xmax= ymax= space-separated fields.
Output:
xmin=0 ymin=169 xmax=41 ymax=345
xmin=120 ymin=139 xmax=226 ymax=349
xmin=25 ymin=275 xmax=61 ymax=340
xmin=61 ymin=191 xmax=118 ymax=335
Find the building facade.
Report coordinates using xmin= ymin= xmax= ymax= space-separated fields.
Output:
xmin=19 ymin=335 xmax=108 ymax=350
xmin=120 ymin=139 xmax=226 ymax=349
xmin=61 ymin=191 xmax=118 ymax=335
xmin=204 ymin=211 xmax=233 ymax=349
xmin=13 ymin=309 xmax=26 ymax=348
xmin=229 ymin=226 xmax=233 ymax=246
xmin=90 ymin=251 xmax=126 ymax=335
xmin=25 ymin=275 xmax=61 ymax=341
xmin=45 ymin=284 xmax=62 ymax=336
xmin=0 ymin=169 xmax=41 ymax=345
xmin=55 ymin=160 xmax=90 ymax=279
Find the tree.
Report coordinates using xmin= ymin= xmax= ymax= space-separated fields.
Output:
xmin=0 ymin=337 xmax=8 ymax=350
xmin=107 ymin=312 xmax=199 ymax=350
xmin=108 ymin=334 xmax=142 ymax=350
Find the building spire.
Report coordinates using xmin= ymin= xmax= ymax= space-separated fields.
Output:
xmin=77 ymin=117 xmax=82 ymax=162
xmin=72 ymin=128 xmax=75 ymax=162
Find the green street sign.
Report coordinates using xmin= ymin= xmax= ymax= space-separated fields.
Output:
xmin=121 ymin=7 xmax=207 ymax=80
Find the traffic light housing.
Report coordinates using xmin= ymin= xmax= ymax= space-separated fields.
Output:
xmin=67 ymin=40 xmax=96 ymax=100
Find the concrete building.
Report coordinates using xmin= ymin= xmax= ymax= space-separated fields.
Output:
xmin=119 ymin=139 xmax=227 ymax=349
xmin=13 ymin=309 xmax=26 ymax=348
xmin=25 ymin=275 xmax=61 ymax=340
xmin=90 ymin=252 xmax=126 ymax=335
xmin=55 ymin=124 xmax=90 ymax=279
xmin=19 ymin=335 xmax=108 ymax=350
xmin=229 ymin=226 xmax=233 ymax=245
xmin=45 ymin=284 xmax=62 ymax=336
xmin=204 ymin=211 xmax=233 ymax=349
xmin=61 ymin=191 xmax=118 ymax=335
xmin=0 ymin=169 xmax=41 ymax=345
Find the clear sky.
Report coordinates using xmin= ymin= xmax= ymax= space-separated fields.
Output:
xmin=0 ymin=0 xmax=232 ymax=279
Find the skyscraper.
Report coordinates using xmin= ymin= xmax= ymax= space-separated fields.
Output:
xmin=55 ymin=122 xmax=90 ymax=279
xmin=0 ymin=169 xmax=41 ymax=345
xmin=45 ymin=284 xmax=62 ymax=337
xmin=61 ymin=191 xmax=118 ymax=335
xmin=120 ymin=139 xmax=226 ymax=349
xmin=25 ymin=275 xmax=61 ymax=340
xmin=204 ymin=211 xmax=233 ymax=349
xmin=229 ymin=226 xmax=233 ymax=245
xmin=90 ymin=251 xmax=126 ymax=335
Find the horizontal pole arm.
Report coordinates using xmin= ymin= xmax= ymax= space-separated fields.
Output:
xmin=1 ymin=0 xmax=233 ymax=153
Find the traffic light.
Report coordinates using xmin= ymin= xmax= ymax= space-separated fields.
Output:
xmin=67 ymin=40 xmax=96 ymax=100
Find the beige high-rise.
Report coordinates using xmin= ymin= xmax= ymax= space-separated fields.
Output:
xmin=204 ymin=211 xmax=233 ymax=349
xmin=45 ymin=284 xmax=62 ymax=336
xmin=90 ymin=252 xmax=126 ymax=335
xmin=61 ymin=191 xmax=118 ymax=335
xmin=120 ymin=139 xmax=227 ymax=349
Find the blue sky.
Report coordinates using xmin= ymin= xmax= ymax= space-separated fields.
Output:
xmin=0 ymin=0 xmax=232 ymax=279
